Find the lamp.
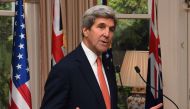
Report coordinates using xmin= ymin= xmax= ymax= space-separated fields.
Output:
xmin=116 ymin=51 xmax=148 ymax=109
xmin=118 ymin=50 xmax=148 ymax=88
xmin=118 ymin=51 xmax=148 ymax=109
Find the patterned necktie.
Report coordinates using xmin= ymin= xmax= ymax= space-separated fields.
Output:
xmin=96 ymin=56 xmax=111 ymax=109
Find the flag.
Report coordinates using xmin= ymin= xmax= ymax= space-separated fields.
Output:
xmin=145 ymin=0 xmax=163 ymax=109
xmin=9 ymin=0 xmax=32 ymax=109
xmin=52 ymin=0 xmax=65 ymax=66
xmin=102 ymin=48 xmax=115 ymax=72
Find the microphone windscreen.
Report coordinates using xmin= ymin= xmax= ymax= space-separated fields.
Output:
xmin=134 ymin=66 xmax=140 ymax=73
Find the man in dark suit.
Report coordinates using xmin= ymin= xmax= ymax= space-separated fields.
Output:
xmin=40 ymin=5 xmax=162 ymax=109
xmin=41 ymin=5 xmax=117 ymax=109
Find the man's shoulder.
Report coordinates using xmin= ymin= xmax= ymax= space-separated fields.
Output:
xmin=55 ymin=45 xmax=84 ymax=66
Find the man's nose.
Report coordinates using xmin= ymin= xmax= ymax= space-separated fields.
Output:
xmin=103 ymin=28 xmax=110 ymax=37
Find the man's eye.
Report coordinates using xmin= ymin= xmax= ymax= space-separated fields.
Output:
xmin=110 ymin=27 xmax=115 ymax=32
xmin=98 ymin=25 xmax=105 ymax=29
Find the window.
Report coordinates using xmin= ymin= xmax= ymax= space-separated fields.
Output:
xmin=107 ymin=0 xmax=150 ymax=66
xmin=97 ymin=0 xmax=150 ymax=72
xmin=0 ymin=2 xmax=14 ymax=108
xmin=108 ymin=0 xmax=150 ymax=108
xmin=97 ymin=0 xmax=150 ymax=64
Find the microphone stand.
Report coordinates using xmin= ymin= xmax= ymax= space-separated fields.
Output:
xmin=115 ymin=65 xmax=128 ymax=109
xmin=134 ymin=66 xmax=179 ymax=109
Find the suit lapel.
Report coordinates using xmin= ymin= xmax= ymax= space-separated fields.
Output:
xmin=103 ymin=63 xmax=114 ymax=106
xmin=75 ymin=45 xmax=106 ymax=108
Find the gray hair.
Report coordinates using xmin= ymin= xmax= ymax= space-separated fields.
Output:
xmin=82 ymin=5 xmax=117 ymax=30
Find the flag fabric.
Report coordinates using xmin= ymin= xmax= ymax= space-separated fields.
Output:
xmin=145 ymin=0 xmax=163 ymax=109
xmin=52 ymin=0 xmax=65 ymax=66
xmin=9 ymin=0 xmax=32 ymax=109
xmin=102 ymin=48 xmax=115 ymax=73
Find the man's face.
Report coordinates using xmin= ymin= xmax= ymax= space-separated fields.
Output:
xmin=82 ymin=17 xmax=115 ymax=55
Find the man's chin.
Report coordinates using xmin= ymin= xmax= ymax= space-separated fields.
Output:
xmin=101 ymin=48 xmax=109 ymax=53
xmin=98 ymin=45 xmax=110 ymax=53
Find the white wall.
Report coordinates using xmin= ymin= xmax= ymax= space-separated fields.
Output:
xmin=158 ymin=0 xmax=188 ymax=108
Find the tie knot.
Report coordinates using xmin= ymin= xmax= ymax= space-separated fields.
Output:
xmin=96 ymin=56 xmax=102 ymax=65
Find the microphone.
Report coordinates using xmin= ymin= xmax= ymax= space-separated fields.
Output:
xmin=134 ymin=66 xmax=179 ymax=109
xmin=134 ymin=66 xmax=149 ymax=86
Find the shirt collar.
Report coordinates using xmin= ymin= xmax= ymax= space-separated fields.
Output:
xmin=81 ymin=42 xmax=98 ymax=66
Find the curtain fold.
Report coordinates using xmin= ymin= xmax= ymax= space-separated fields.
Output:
xmin=39 ymin=0 xmax=50 ymax=103
xmin=25 ymin=2 xmax=40 ymax=108
xmin=63 ymin=0 xmax=93 ymax=53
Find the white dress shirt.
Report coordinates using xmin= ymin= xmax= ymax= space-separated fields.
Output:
xmin=81 ymin=42 xmax=110 ymax=94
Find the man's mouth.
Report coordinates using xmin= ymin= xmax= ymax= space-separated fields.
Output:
xmin=101 ymin=40 xmax=109 ymax=44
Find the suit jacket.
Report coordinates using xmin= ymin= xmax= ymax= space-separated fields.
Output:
xmin=40 ymin=44 xmax=118 ymax=109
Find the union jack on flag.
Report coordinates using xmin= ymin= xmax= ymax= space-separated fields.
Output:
xmin=52 ymin=0 xmax=65 ymax=66
xmin=145 ymin=0 xmax=163 ymax=108
xmin=9 ymin=0 xmax=32 ymax=109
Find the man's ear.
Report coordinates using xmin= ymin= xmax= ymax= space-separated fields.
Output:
xmin=82 ymin=28 xmax=89 ymax=37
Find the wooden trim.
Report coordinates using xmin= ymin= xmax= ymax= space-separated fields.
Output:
xmin=116 ymin=14 xmax=151 ymax=19
xmin=0 ymin=10 xmax=14 ymax=16
xmin=25 ymin=0 xmax=39 ymax=3
xmin=0 ymin=0 xmax=15 ymax=3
